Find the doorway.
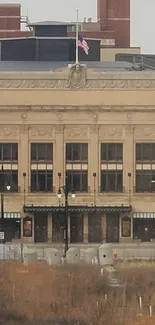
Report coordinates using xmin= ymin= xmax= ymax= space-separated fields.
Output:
xmin=106 ymin=212 xmax=119 ymax=243
xmin=34 ymin=212 xmax=48 ymax=242
xmin=4 ymin=219 xmax=21 ymax=242
xmin=70 ymin=212 xmax=83 ymax=243
xmin=52 ymin=212 xmax=65 ymax=242
xmin=88 ymin=212 xmax=102 ymax=243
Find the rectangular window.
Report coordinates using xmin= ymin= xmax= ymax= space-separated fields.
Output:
xmin=0 ymin=170 xmax=18 ymax=192
xmin=31 ymin=143 xmax=53 ymax=162
xmin=136 ymin=143 xmax=155 ymax=162
xmin=136 ymin=170 xmax=155 ymax=192
xmin=66 ymin=143 xmax=88 ymax=162
xmin=101 ymin=143 xmax=123 ymax=162
xmin=101 ymin=170 xmax=123 ymax=192
xmin=31 ymin=170 xmax=53 ymax=192
xmin=0 ymin=143 xmax=18 ymax=161
xmin=66 ymin=170 xmax=88 ymax=192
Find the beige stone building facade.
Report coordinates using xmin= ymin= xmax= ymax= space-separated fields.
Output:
xmin=1 ymin=64 xmax=155 ymax=244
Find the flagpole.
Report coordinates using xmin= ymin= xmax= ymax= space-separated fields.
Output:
xmin=76 ymin=9 xmax=79 ymax=64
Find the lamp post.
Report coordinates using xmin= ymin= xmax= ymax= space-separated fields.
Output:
xmin=128 ymin=172 xmax=131 ymax=206
xmin=57 ymin=175 xmax=75 ymax=256
xmin=0 ymin=165 xmax=11 ymax=243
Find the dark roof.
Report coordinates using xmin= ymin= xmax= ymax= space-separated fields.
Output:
xmin=0 ymin=36 xmax=101 ymax=41
xmin=28 ymin=20 xmax=75 ymax=27
xmin=0 ymin=61 xmax=135 ymax=72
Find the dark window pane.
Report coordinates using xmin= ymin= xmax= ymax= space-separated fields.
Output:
xmin=136 ymin=170 xmax=152 ymax=192
xmin=66 ymin=171 xmax=72 ymax=191
xmin=47 ymin=171 xmax=53 ymax=191
xmin=107 ymin=144 xmax=116 ymax=161
xmin=12 ymin=144 xmax=18 ymax=161
xmin=31 ymin=143 xmax=53 ymax=161
xmin=66 ymin=170 xmax=88 ymax=192
xmin=101 ymin=144 xmax=107 ymax=161
xmin=81 ymin=144 xmax=88 ymax=161
xmin=101 ymin=171 xmax=123 ymax=192
xmin=46 ymin=144 xmax=53 ymax=161
xmin=11 ymin=172 xmax=18 ymax=192
xmin=101 ymin=172 xmax=106 ymax=191
xmin=82 ymin=172 xmax=88 ymax=191
xmin=31 ymin=172 xmax=37 ymax=192
xmin=0 ymin=170 xmax=18 ymax=192
xmin=117 ymin=144 xmax=123 ymax=161
xmin=101 ymin=143 xmax=123 ymax=161
xmin=72 ymin=144 xmax=80 ymax=160
xmin=107 ymin=172 xmax=115 ymax=191
xmin=151 ymin=144 xmax=155 ymax=161
xmin=38 ymin=171 xmax=46 ymax=191
xmin=3 ymin=144 xmax=11 ymax=160
xmin=66 ymin=143 xmax=88 ymax=161
xmin=31 ymin=170 xmax=53 ymax=192
xmin=136 ymin=144 xmax=141 ymax=161
xmin=73 ymin=172 xmax=80 ymax=191
xmin=117 ymin=172 xmax=123 ymax=191
xmin=143 ymin=144 xmax=151 ymax=161
xmin=38 ymin=144 xmax=46 ymax=160
xmin=31 ymin=144 xmax=37 ymax=160
xmin=0 ymin=145 xmax=2 ymax=160
xmin=66 ymin=144 xmax=72 ymax=161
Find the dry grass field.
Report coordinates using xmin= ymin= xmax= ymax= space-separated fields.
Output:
xmin=0 ymin=261 xmax=155 ymax=324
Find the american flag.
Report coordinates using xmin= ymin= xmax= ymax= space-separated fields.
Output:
xmin=77 ymin=35 xmax=89 ymax=55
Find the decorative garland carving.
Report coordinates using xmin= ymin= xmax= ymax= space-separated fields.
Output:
xmin=0 ymin=76 xmax=155 ymax=89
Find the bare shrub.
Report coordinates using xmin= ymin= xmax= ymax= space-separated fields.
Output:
xmin=0 ymin=261 xmax=155 ymax=325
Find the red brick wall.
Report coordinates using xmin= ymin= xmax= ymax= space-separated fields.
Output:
xmin=68 ymin=30 xmax=115 ymax=40
xmin=0 ymin=30 xmax=33 ymax=38
xmin=0 ymin=5 xmax=21 ymax=31
xmin=97 ymin=0 xmax=130 ymax=47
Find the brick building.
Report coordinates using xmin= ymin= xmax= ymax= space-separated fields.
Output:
xmin=0 ymin=3 xmax=32 ymax=38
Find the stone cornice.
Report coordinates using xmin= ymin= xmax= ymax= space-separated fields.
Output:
xmin=1 ymin=105 xmax=155 ymax=112
xmin=0 ymin=69 xmax=155 ymax=89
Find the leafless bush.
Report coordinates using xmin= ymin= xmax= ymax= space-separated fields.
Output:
xmin=0 ymin=261 xmax=155 ymax=325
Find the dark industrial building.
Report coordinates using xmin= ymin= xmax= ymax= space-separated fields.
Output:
xmin=0 ymin=21 xmax=100 ymax=61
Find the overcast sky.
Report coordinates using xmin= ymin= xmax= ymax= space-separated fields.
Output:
xmin=2 ymin=0 xmax=155 ymax=53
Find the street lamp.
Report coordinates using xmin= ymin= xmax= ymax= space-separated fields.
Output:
xmin=0 ymin=165 xmax=11 ymax=243
xmin=57 ymin=175 xmax=75 ymax=256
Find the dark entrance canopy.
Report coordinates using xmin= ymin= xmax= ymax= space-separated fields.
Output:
xmin=23 ymin=205 xmax=132 ymax=213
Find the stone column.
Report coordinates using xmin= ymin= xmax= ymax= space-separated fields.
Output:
xmin=68 ymin=213 xmax=70 ymax=243
xmin=83 ymin=213 xmax=88 ymax=243
xmin=54 ymin=124 xmax=64 ymax=192
xmin=48 ymin=214 xmax=52 ymax=241
xmin=101 ymin=214 xmax=106 ymax=243
xmin=89 ymin=125 xmax=99 ymax=197
xmin=19 ymin=124 xmax=30 ymax=194
xmin=124 ymin=125 xmax=135 ymax=198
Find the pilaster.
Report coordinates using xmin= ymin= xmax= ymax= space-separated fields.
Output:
xmin=54 ymin=125 xmax=64 ymax=191
xmin=124 ymin=125 xmax=135 ymax=197
xmin=83 ymin=213 xmax=88 ymax=243
xmin=89 ymin=125 xmax=99 ymax=195
xmin=19 ymin=124 xmax=29 ymax=195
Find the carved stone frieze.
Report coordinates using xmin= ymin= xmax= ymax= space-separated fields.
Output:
xmin=125 ymin=125 xmax=135 ymax=135
xmin=99 ymin=126 xmax=123 ymax=138
xmin=20 ymin=124 xmax=30 ymax=134
xmin=56 ymin=124 xmax=64 ymax=133
xmin=65 ymin=126 xmax=88 ymax=138
xmin=1 ymin=73 xmax=155 ymax=90
xmin=30 ymin=126 xmax=53 ymax=137
xmin=134 ymin=125 xmax=155 ymax=138
xmin=0 ymin=126 xmax=19 ymax=137
xmin=91 ymin=125 xmax=99 ymax=133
